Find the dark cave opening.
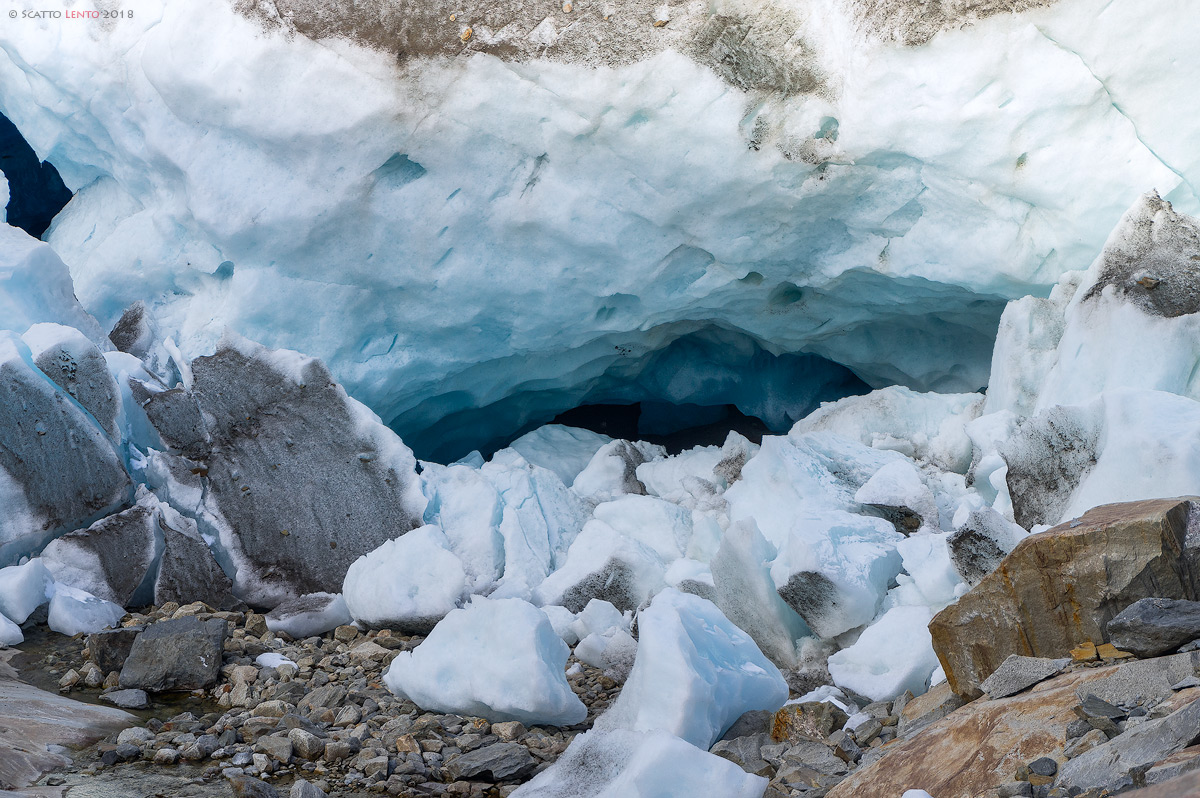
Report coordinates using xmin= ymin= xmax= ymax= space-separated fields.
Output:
xmin=0 ymin=111 xmax=72 ymax=239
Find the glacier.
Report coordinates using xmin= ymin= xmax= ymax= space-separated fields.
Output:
xmin=1 ymin=0 xmax=1198 ymax=458
xmin=2 ymin=1 xmax=1200 ymax=794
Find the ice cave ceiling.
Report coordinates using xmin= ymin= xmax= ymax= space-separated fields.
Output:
xmin=0 ymin=0 xmax=1197 ymax=461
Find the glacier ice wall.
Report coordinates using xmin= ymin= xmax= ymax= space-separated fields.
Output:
xmin=0 ymin=0 xmax=1197 ymax=454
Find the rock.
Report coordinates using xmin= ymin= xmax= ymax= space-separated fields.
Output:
xmin=297 ymin=684 xmax=346 ymax=713
xmin=288 ymin=727 xmax=325 ymax=760
xmin=720 ymin=709 xmax=774 ymax=741
xmin=1071 ymin=641 xmax=1099 ymax=663
xmin=1074 ymin=651 xmax=1200 ymax=708
xmin=1124 ymin=768 xmax=1200 ymax=797
xmin=229 ymin=774 xmax=281 ymax=798
xmin=1077 ymin=694 xmax=1125 ymax=719
xmin=1028 ymin=757 xmax=1058 ymax=777
xmin=153 ymin=747 xmax=179 ymax=764
xmin=710 ymin=733 xmax=774 ymax=777
xmin=57 ymin=669 xmax=79 ymax=691
xmin=137 ymin=337 xmax=425 ymax=606
xmin=1096 ymin=642 xmax=1135 ymax=661
xmin=1063 ymin=728 xmax=1108 ymax=759
xmin=981 ymin=655 xmax=1071 ymax=699
xmin=254 ymin=734 xmax=293 ymax=764
xmin=897 ymin=682 xmax=965 ymax=738
xmin=828 ymin=661 xmax=1173 ymax=798
xmin=153 ymin=505 xmax=240 ymax=610
xmin=490 ymin=721 xmax=526 ymax=742
xmin=1107 ymin=598 xmax=1200 ymax=658
xmin=1142 ymin=744 xmax=1200 ymax=786
xmin=771 ymin=701 xmax=849 ymax=743
xmin=290 ymin=779 xmax=329 ymax=798
xmin=119 ymin=616 xmax=228 ymax=692
xmin=116 ymin=726 xmax=154 ymax=746
xmin=997 ymin=783 xmax=1033 ymax=797
xmin=1055 ymin=696 xmax=1200 ymax=792
xmin=100 ymin=688 xmax=149 ymax=709
xmin=42 ymin=493 xmax=162 ymax=606
xmin=0 ymin=332 xmax=131 ymax=565
xmin=443 ymin=742 xmax=537 ymax=781
xmin=930 ymin=497 xmax=1200 ymax=697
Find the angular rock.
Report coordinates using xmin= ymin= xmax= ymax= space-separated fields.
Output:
xmin=0 ymin=332 xmax=131 ymax=565
xmin=288 ymin=728 xmax=324 ymax=760
xmin=897 ymin=682 xmax=965 ymax=738
xmin=229 ymin=774 xmax=281 ymax=798
xmin=153 ymin=505 xmax=239 ymax=610
xmin=931 ymin=498 xmax=1200 ymax=697
xmin=42 ymin=490 xmax=163 ymax=606
xmin=119 ymin=616 xmax=227 ymax=692
xmin=137 ymin=337 xmax=426 ymax=606
xmin=87 ymin=626 xmax=144 ymax=673
xmin=297 ymin=684 xmax=346 ymax=713
xmin=827 ymin=660 xmax=1200 ymax=798
xmin=100 ymin=688 xmax=149 ymax=709
xmin=981 ymin=655 xmax=1070 ymax=699
xmin=771 ymin=701 xmax=849 ymax=743
xmin=720 ymin=709 xmax=774 ymax=741
xmin=444 ymin=742 xmax=536 ymax=781
xmin=1125 ymin=769 xmax=1200 ymax=797
xmin=1055 ymin=696 xmax=1200 ymax=792
xmin=710 ymin=733 xmax=774 ymax=777
xmin=1107 ymin=598 xmax=1200 ymax=658
xmin=1074 ymin=651 xmax=1200 ymax=708
xmin=1142 ymin=744 xmax=1200 ymax=786
xmin=254 ymin=734 xmax=293 ymax=764
xmin=290 ymin=780 xmax=329 ymax=798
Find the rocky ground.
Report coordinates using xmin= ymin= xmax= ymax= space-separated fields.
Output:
xmin=12 ymin=500 xmax=1200 ymax=798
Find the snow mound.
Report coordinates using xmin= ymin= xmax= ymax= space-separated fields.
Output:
xmin=510 ymin=729 xmax=767 ymax=798
xmin=595 ymin=588 xmax=788 ymax=749
xmin=343 ymin=526 xmax=467 ymax=634
xmin=384 ymin=597 xmax=586 ymax=727
xmin=827 ymin=605 xmax=940 ymax=701
xmin=0 ymin=557 xmax=53 ymax=625
xmin=47 ymin=584 xmax=125 ymax=637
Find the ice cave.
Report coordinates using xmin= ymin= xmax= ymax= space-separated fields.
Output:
xmin=2 ymin=0 xmax=1200 ymax=796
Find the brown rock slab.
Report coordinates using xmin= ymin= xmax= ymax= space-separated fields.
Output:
xmin=0 ymin=654 xmax=132 ymax=789
xmin=931 ymin=497 xmax=1200 ymax=697
xmin=826 ymin=659 xmax=1200 ymax=798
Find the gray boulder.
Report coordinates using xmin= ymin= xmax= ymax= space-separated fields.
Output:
xmin=0 ymin=332 xmax=130 ymax=565
xmin=87 ymin=626 xmax=145 ymax=673
xmin=980 ymin=655 xmax=1070 ymax=699
xmin=1055 ymin=696 xmax=1200 ymax=792
xmin=41 ymin=489 xmax=163 ymax=606
xmin=119 ymin=616 xmax=228 ymax=692
xmin=136 ymin=336 xmax=425 ymax=607
xmin=23 ymin=323 xmax=121 ymax=441
xmin=100 ymin=688 xmax=149 ymax=709
xmin=1107 ymin=598 xmax=1200 ymax=658
xmin=710 ymin=733 xmax=774 ymax=777
xmin=443 ymin=742 xmax=536 ymax=781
